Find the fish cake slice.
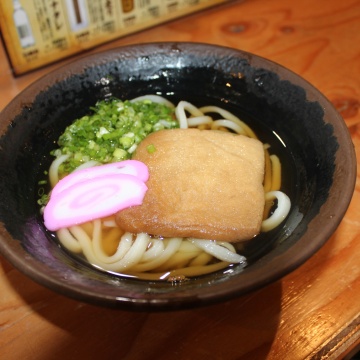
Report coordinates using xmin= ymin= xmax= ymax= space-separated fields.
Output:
xmin=116 ymin=128 xmax=265 ymax=242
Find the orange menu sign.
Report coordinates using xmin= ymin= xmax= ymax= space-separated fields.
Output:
xmin=0 ymin=0 xmax=227 ymax=75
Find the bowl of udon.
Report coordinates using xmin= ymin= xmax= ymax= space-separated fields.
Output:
xmin=0 ymin=42 xmax=355 ymax=310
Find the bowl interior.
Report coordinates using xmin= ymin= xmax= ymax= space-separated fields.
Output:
xmin=0 ymin=43 xmax=355 ymax=310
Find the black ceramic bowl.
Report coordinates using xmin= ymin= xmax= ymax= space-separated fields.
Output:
xmin=0 ymin=43 xmax=356 ymax=310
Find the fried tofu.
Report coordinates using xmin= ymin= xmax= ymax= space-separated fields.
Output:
xmin=116 ymin=128 xmax=265 ymax=242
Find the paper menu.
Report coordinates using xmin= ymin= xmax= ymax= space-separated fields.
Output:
xmin=0 ymin=0 xmax=227 ymax=75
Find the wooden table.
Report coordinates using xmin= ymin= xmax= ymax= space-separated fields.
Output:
xmin=1 ymin=0 xmax=360 ymax=359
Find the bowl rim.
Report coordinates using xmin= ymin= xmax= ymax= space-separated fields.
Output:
xmin=0 ymin=42 xmax=357 ymax=310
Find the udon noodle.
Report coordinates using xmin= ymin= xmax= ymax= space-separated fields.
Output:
xmin=46 ymin=95 xmax=291 ymax=281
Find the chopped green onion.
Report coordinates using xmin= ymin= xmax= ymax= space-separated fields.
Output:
xmin=146 ymin=144 xmax=157 ymax=154
xmin=51 ymin=98 xmax=178 ymax=176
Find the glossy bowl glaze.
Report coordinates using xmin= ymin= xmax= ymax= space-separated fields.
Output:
xmin=0 ymin=43 xmax=356 ymax=310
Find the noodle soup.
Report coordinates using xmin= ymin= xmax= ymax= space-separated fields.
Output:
xmin=39 ymin=95 xmax=294 ymax=281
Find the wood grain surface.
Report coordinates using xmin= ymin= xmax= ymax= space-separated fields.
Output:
xmin=1 ymin=0 xmax=360 ymax=359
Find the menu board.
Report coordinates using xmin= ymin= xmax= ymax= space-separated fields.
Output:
xmin=0 ymin=0 xmax=227 ymax=75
